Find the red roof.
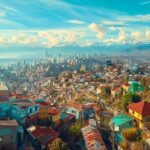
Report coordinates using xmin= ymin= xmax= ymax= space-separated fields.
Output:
xmin=124 ymin=83 xmax=130 ymax=87
xmin=112 ymin=86 xmax=121 ymax=91
xmin=28 ymin=125 xmax=57 ymax=145
xmin=128 ymin=101 xmax=150 ymax=116
xmin=0 ymin=96 xmax=9 ymax=103
xmin=67 ymin=103 xmax=83 ymax=111
xmin=29 ymin=125 xmax=57 ymax=138
xmin=48 ymin=108 xmax=60 ymax=115
xmin=35 ymin=102 xmax=49 ymax=106
xmin=81 ymin=125 xmax=106 ymax=150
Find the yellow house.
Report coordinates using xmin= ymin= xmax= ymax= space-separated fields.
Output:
xmin=122 ymin=83 xmax=130 ymax=93
xmin=128 ymin=101 xmax=150 ymax=129
xmin=48 ymin=108 xmax=60 ymax=127
xmin=39 ymin=107 xmax=48 ymax=120
xmin=34 ymin=100 xmax=49 ymax=120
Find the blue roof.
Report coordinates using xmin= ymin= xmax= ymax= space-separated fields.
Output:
xmin=34 ymin=99 xmax=45 ymax=103
xmin=60 ymin=112 xmax=69 ymax=120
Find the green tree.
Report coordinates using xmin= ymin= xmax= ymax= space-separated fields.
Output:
xmin=68 ymin=121 xmax=82 ymax=138
xmin=122 ymin=127 xmax=140 ymax=142
xmin=119 ymin=141 xmax=129 ymax=150
xmin=48 ymin=138 xmax=68 ymax=150
xmin=104 ymin=86 xmax=111 ymax=96
xmin=101 ymin=86 xmax=111 ymax=99
xmin=124 ymin=76 xmax=129 ymax=83
xmin=121 ymin=93 xmax=141 ymax=111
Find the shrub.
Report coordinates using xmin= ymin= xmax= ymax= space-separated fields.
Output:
xmin=122 ymin=128 xmax=139 ymax=141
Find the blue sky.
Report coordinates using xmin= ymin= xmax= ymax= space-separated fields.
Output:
xmin=0 ymin=0 xmax=150 ymax=52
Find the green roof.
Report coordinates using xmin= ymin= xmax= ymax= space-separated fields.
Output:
xmin=128 ymin=81 xmax=140 ymax=85
xmin=112 ymin=115 xmax=133 ymax=126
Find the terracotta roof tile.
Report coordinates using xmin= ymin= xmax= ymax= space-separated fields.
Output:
xmin=128 ymin=101 xmax=150 ymax=116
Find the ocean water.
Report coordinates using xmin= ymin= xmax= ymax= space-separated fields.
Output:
xmin=0 ymin=59 xmax=38 ymax=67
xmin=0 ymin=59 xmax=19 ymax=67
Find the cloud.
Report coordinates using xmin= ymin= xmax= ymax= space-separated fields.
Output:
xmin=11 ymin=32 xmax=38 ymax=45
xmin=118 ymin=14 xmax=150 ymax=22
xmin=38 ymin=31 xmax=59 ymax=47
xmin=140 ymin=1 xmax=150 ymax=5
xmin=109 ymin=26 xmax=117 ymax=31
xmin=145 ymin=30 xmax=150 ymax=40
xmin=102 ymin=21 xmax=124 ymax=25
xmin=89 ymin=23 xmax=105 ymax=40
xmin=79 ymin=40 xmax=95 ymax=47
xmin=56 ymin=31 xmax=85 ymax=42
xmin=131 ymin=31 xmax=143 ymax=41
xmin=0 ymin=29 xmax=85 ymax=47
xmin=0 ymin=12 xmax=5 ymax=17
xmin=104 ymin=29 xmax=126 ymax=44
xmin=67 ymin=20 xmax=85 ymax=24
xmin=0 ymin=37 xmax=5 ymax=44
xmin=38 ymin=30 xmax=85 ymax=45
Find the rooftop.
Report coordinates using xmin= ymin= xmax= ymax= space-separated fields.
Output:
xmin=128 ymin=101 xmax=150 ymax=116
xmin=111 ymin=115 xmax=133 ymax=126
xmin=27 ymin=125 xmax=57 ymax=145
xmin=0 ymin=120 xmax=18 ymax=126
xmin=82 ymin=124 xmax=106 ymax=150
xmin=0 ymin=82 xmax=8 ymax=91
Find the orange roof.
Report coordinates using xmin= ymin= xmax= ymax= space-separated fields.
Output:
xmin=48 ymin=108 xmax=60 ymax=115
xmin=123 ymin=83 xmax=130 ymax=87
xmin=128 ymin=101 xmax=150 ymax=117
xmin=67 ymin=103 xmax=83 ymax=111
xmin=112 ymin=87 xmax=121 ymax=91
xmin=66 ymin=100 xmax=76 ymax=104
xmin=82 ymin=125 xmax=106 ymax=150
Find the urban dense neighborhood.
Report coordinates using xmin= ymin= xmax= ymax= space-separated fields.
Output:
xmin=1 ymin=0 xmax=150 ymax=149
xmin=0 ymin=56 xmax=150 ymax=150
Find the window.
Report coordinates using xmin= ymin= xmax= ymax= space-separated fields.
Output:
xmin=29 ymin=108 xmax=32 ymax=113
xmin=71 ymin=110 xmax=76 ymax=114
xmin=35 ymin=106 xmax=39 ymax=111
xmin=129 ymin=109 xmax=133 ymax=114
xmin=137 ymin=113 xmax=141 ymax=119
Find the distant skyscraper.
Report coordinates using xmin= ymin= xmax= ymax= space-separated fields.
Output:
xmin=45 ymin=50 xmax=49 ymax=58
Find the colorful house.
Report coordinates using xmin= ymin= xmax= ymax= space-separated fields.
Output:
xmin=0 ymin=83 xmax=10 ymax=119
xmin=0 ymin=96 xmax=9 ymax=119
xmin=48 ymin=108 xmax=60 ymax=128
xmin=65 ymin=102 xmax=83 ymax=120
xmin=27 ymin=125 xmax=58 ymax=150
xmin=128 ymin=101 xmax=150 ymax=129
xmin=122 ymin=83 xmax=130 ymax=92
xmin=109 ymin=115 xmax=134 ymax=132
xmin=0 ymin=82 xmax=9 ymax=97
xmin=34 ymin=99 xmax=49 ymax=121
xmin=60 ymin=112 xmax=75 ymax=132
xmin=109 ymin=115 xmax=134 ymax=143
xmin=0 ymin=120 xmax=24 ymax=150
xmin=9 ymin=99 xmax=39 ymax=124
xmin=128 ymin=81 xmax=144 ymax=93
xmin=111 ymin=86 xmax=122 ymax=98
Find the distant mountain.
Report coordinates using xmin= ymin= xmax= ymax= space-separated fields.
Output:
xmin=48 ymin=42 xmax=150 ymax=55
xmin=0 ymin=43 xmax=150 ymax=58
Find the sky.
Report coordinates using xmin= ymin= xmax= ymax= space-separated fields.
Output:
xmin=0 ymin=0 xmax=150 ymax=57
